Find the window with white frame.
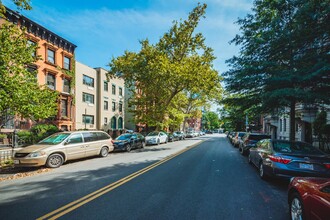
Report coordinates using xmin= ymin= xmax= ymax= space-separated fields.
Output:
xmin=47 ymin=48 xmax=55 ymax=64
xmin=63 ymin=78 xmax=70 ymax=93
xmin=83 ymin=92 xmax=94 ymax=104
xmin=112 ymin=84 xmax=116 ymax=95
xmin=112 ymin=102 xmax=116 ymax=111
xmin=119 ymin=102 xmax=123 ymax=112
xmin=119 ymin=87 xmax=123 ymax=96
xmin=64 ymin=56 xmax=71 ymax=70
xmin=104 ymin=81 xmax=108 ymax=91
xmin=46 ymin=73 xmax=56 ymax=90
xmin=83 ymin=115 xmax=94 ymax=124
xmin=83 ymin=75 xmax=94 ymax=87
xmin=104 ymin=101 xmax=108 ymax=110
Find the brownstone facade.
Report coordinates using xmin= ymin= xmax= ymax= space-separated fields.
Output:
xmin=4 ymin=8 xmax=77 ymax=131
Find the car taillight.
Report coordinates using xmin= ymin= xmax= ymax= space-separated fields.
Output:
xmin=268 ymin=155 xmax=292 ymax=164
xmin=111 ymin=140 xmax=114 ymax=144
xmin=324 ymin=163 xmax=330 ymax=169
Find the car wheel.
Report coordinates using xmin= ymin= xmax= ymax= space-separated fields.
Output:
xmin=259 ymin=162 xmax=267 ymax=180
xmin=126 ymin=144 xmax=132 ymax=152
xmin=100 ymin=146 xmax=109 ymax=157
xmin=289 ymin=192 xmax=305 ymax=220
xmin=46 ymin=153 xmax=64 ymax=168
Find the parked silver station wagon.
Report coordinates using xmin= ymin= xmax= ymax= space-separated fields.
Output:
xmin=13 ymin=131 xmax=113 ymax=168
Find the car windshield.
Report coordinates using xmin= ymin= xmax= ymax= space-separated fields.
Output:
xmin=37 ymin=133 xmax=71 ymax=145
xmin=148 ymin=132 xmax=159 ymax=136
xmin=273 ymin=141 xmax=324 ymax=155
xmin=116 ymin=134 xmax=132 ymax=140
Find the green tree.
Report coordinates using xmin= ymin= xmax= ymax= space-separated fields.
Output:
xmin=0 ymin=0 xmax=31 ymax=17
xmin=224 ymin=0 xmax=330 ymax=141
xmin=0 ymin=22 xmax=59 ymax=128
xmin=108 ymin=3 xmax=222 ymax=130
xmin=203 ymin=111 xmax=220 ymax=130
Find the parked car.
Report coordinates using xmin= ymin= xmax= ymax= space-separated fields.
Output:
xmin=238 ymin=133 xmax=271 ymax=155
xmin=174 ymin=131 xmax=185 ymax=140
xmin=145 ymin=131 xmax=168 ymax=145
xmin=185 ymin=131 xmax=195 ymax=138
xmin=232 ymin=131 xmax=246 ymax=147
xmin=288 ymin=177 xmax=330 ymax=220
xmin=112 ymin=133 xmax=145 ymax=152
xmin=249 ymin=139 xmax=330 ymax=180
xmin=167 ymin=132 xmax=180 ymax=142
xmin=13 ymin=131 xmax=113 ymax=168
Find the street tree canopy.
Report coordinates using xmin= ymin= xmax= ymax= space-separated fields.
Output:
xmin=108 ymin=3 xmax=222 ymax=129
xmin=0 ymin=22 xmax=58 ymax=127
xmin=223 ymin=0 xmax=330 ymax=141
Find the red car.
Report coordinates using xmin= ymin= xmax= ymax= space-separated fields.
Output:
xmin=288 ymin=177 xmax=330 ymax=220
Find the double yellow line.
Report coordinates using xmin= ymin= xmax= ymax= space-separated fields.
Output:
xmin=37 ymin=141 xmax=203 ymax=220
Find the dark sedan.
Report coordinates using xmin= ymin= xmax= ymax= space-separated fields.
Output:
xmin=288 ymin=177 xmax=330 ymax=220
xmin=248 ymin=139 xmax=330 ymax=180
xmin=112 ymin=133 xmax=145 ymax=152
xmin=167 ymin=132 xmax=180 ymax=142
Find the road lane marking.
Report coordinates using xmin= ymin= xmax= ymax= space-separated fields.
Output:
xmin=37 ymin=141 xmax=204 ymax=220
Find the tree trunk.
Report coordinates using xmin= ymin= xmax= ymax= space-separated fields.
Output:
xmin=289 ymin=100 xmax=296 ymax=142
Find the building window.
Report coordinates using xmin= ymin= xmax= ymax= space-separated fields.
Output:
xmin=111 ymin=116 xmax=116 ymax=129
xmin=112 ymin=84 xmax=116 ymax=95
xmin=47 ymin=48 xmax=55 ymax=64
xmin=63 ymin=78 xmax=70 ymax=93
xmin=284 ymin=118 xmax=287 ymax=132
xmin=112 ymin=102 xmax=116 ymax=112
xmin=119 ymin=102 xmax=123 ymax=112
xmin=46 ymin=73 xmax=56 ymax=90
xmin=118 ymin=117 xmax=123 ymax=129
xmin=83 ymin=92 xmax=94 ymax=104
xmin=119 ymin=87 xmax=123 ymax=96
xmin=83 ymin=115 xmax=94 ymax=124
xmin=27 ymin=40 xmax=37 ymax=57
xmin=104 ymin=81 xmax=108 ymax=91
xmin=104 ymin=117 xmax=108 ymax=125
xmin=61 ymin=99 xmax=68 ymax=117
xmin=83 ymin=75 xmax=94 ymax=87
xmin=64 ymin=56 xmax=71 ymax=70
xmin=104 ymin=101 xmax=108 ymax=110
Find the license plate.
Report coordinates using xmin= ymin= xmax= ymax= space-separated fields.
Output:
xmin=299 ymin=163 xmax=313 ymax=170
xmin=14 ymin=160 xmax=20 ymax=165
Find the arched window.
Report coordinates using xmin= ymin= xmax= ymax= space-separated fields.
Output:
xmin=118 ymin=117 xmax=123 ymax=129
xmin=111 ymin=116 xmax=117 ymax=129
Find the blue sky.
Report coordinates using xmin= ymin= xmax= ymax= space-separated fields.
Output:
xmin=3 ymin=0 xmax=253 ymax=74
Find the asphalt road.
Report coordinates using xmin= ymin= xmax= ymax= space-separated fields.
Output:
xmin=0 ymin=134 xmax=289 ymax=220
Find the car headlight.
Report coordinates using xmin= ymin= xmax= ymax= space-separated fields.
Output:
xmin=27 ymin=151 xmax=46 ymax=158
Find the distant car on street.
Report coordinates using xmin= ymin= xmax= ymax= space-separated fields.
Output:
xmin=249 ymin=139 xmax=330 ymax=180
xmin=288 ymin=177 xmax=330 ymax=220
xmin=185 ymin=131 xmax=195 ymax=138
xmin=112 ymin=133 xmax=145 ymax=152
xmin=174 ymin=131 xmax=186 ymax=140
xmin=145 ymin=131 xmax=168 ymax=145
